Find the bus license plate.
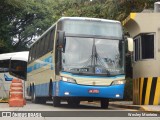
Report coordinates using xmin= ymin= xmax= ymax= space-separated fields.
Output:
xmin=88 ymin=89 xmax=99 ymax=94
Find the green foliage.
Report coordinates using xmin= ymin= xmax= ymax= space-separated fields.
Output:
xmin=63 ymin=0 xmax=158 ymax=21
xmin=0 ymin=0 xmax=158 ymax=53
xmin=10 ymin=0 xmax=57 ymax=51
xmin=0 ymin=0 xmax=57 ymax=52
xmin=0 ymin=40 xmax=13 ymax=53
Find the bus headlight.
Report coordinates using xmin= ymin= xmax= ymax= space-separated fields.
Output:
xmin=61 ymin=76 xmax=77 ymax=84
xmin=111 ymin=80 xmax=126 ymax=85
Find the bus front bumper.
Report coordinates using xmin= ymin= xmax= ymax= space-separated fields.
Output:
xmin=53 ymin=80 xmax=125 ymax=99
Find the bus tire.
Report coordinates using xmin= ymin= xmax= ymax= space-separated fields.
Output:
xmin=32 ymin=91 xmax=46 ymax=104
xmin=100 ymin=99 xmax=109 ymax=109
xmin=49 ymin=80 xmax=53 ymax=97
xmin=31 ymin=89 xmax=37 ymax=103
xmin=31 ymin=89 xmax=39 ymax=103
xmin=53 ymin=97 xmax=60 ymax=107
xmin=38 ymin=97 xmax=47 ymax=104
xmin=29 ymin=85 xmax=32 ymax=96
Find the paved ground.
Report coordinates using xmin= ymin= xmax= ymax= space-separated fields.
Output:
xmin=0 ymin=101 xmax=137 ymax=111
xmin=1 ymin=100 xmax=160 ymax=112
xmin=0 ymin=101 xmax=159 ymax=120
xmin=109 ymin=101 xmax=160 ymax=113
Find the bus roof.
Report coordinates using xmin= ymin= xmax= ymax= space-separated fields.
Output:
xmin=59 ymin=17 xmax=121 ymax=23
xmin=0 ymin=51 xmax=29 ymax=62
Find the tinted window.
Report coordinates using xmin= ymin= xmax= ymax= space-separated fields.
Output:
xmin=35 ymin=42 xmax=40 ymax=59
xmin=141 ymin=34 xmax=154 ymax=59
xmin=32 ymin=45 xmax=36 ymax=61
xmin=28 ymin=48 xmax=32 ymax=62
xmin=36 ymin=41 xmax=40 ymax=58
xmin=29 ymin=25 xmax=56 ymax=62
xmin=0 ymin=60 xmax=9 ymax=72
xmin=39 ymin=39 xmax=44 ymax=57
xmin=49 ymin=27 xmax=55 ymax=51
xmin=44 ymin=34 xmax=49 ymax=53
xmin=10 ymin=60 xmax=27 ymax=79
xmin=134 ymin=33 xmax=154 ymax=61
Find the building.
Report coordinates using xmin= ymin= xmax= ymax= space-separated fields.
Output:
xmin=123 ymin=2 xmax=160 ymax=105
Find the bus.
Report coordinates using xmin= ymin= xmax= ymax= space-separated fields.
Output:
xmin=27 ymin=17 xmax=126 ymax=109
xmin=0 ymin=51 xmax=29 ymax=101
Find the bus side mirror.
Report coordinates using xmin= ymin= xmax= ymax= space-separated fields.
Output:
xmin=57 ymin=31 xmax=66 ymax=52
xmin=127 ymin=37 xmax=133 ymax=52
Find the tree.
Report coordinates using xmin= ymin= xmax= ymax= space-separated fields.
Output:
xmin=0 ymin=0 xmax=58 ymax=52
xmin=0 ymin=0 xmax=157 ymax=53
xmin=10 ymin=0 xmax=58 ymax=51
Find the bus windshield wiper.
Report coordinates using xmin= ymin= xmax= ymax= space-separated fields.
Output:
xmin=81 ymin=39 xmax=110 ymax=75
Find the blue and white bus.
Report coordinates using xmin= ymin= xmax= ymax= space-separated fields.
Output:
xmin=27 ymin=17 xmax=126 ymax=108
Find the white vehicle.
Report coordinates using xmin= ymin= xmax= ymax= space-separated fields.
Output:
xmin=0 ymin=51 xmax=29 ymax=101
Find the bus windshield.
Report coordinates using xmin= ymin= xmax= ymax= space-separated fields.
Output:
xmin=62 ymin=37 xmax=124 ymax=76
xmin=62 ymin=20 xmax=122 ymax=39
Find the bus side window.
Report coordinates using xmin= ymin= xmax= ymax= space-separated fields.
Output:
xmin=44 ymin=34 xmax=49 ymax=54
xmin=42 ymin=37 xmax=46 ymax=55
xmin=39 ymin=38 xmax=44 ymax=57
xmin=34 ymin=45 xmax=37 ymax=60
xmin=35 ymin=41 xmax=40 ymax=58
xmin=49 ymin=27 xmax=55 ymax=51
xmin=31 ymin=45 xmax=36 ymax=61
xmin=29 ymin=48 xmax=32 ymax=62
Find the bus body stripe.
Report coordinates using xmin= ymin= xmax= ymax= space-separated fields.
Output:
xmin=27 ymin=56 xmax=53 ymax=73
xmin=142 ymin=78 xmax=148 ymax=105
xmin=149 ymin=77 xmax=157 ymax=105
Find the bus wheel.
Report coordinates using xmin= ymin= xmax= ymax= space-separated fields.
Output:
xmin=32 ymin=91 xmax=46 ymax=104
xmin=53 ymin=97 xmax=60 ymax=107
xmin=100 ymin=99 xmax=109 ymax=109
xmin=31 ymin=90 xmax=37 ymax=103
xmin=49 ymin=80 xmax=53 ymax=97
xmin=29 ymin=85 xmax=32 ymax=96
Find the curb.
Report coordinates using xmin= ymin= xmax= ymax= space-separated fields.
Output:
xmin=0 ymin=100 xmax=8 ymax=103
xmin=110 ymin=103 xmax=160 ymax=114
xmin=140 ymin=106 xmax=160 ymax=114
xmin=110 ymin=103 xmax=142 ymax=110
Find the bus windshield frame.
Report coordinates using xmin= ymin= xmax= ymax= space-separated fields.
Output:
xmin=60 ymin=19 xmax=125 ymax=76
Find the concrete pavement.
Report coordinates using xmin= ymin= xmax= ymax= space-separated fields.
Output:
xmin=110 ymin=101 xmax=160 ymax=113
xmin=1 ymin=100 xmax=160 ymax=113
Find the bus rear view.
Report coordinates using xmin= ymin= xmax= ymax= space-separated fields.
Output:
xmin=55 ymin=17 xmax=125 ymax=108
